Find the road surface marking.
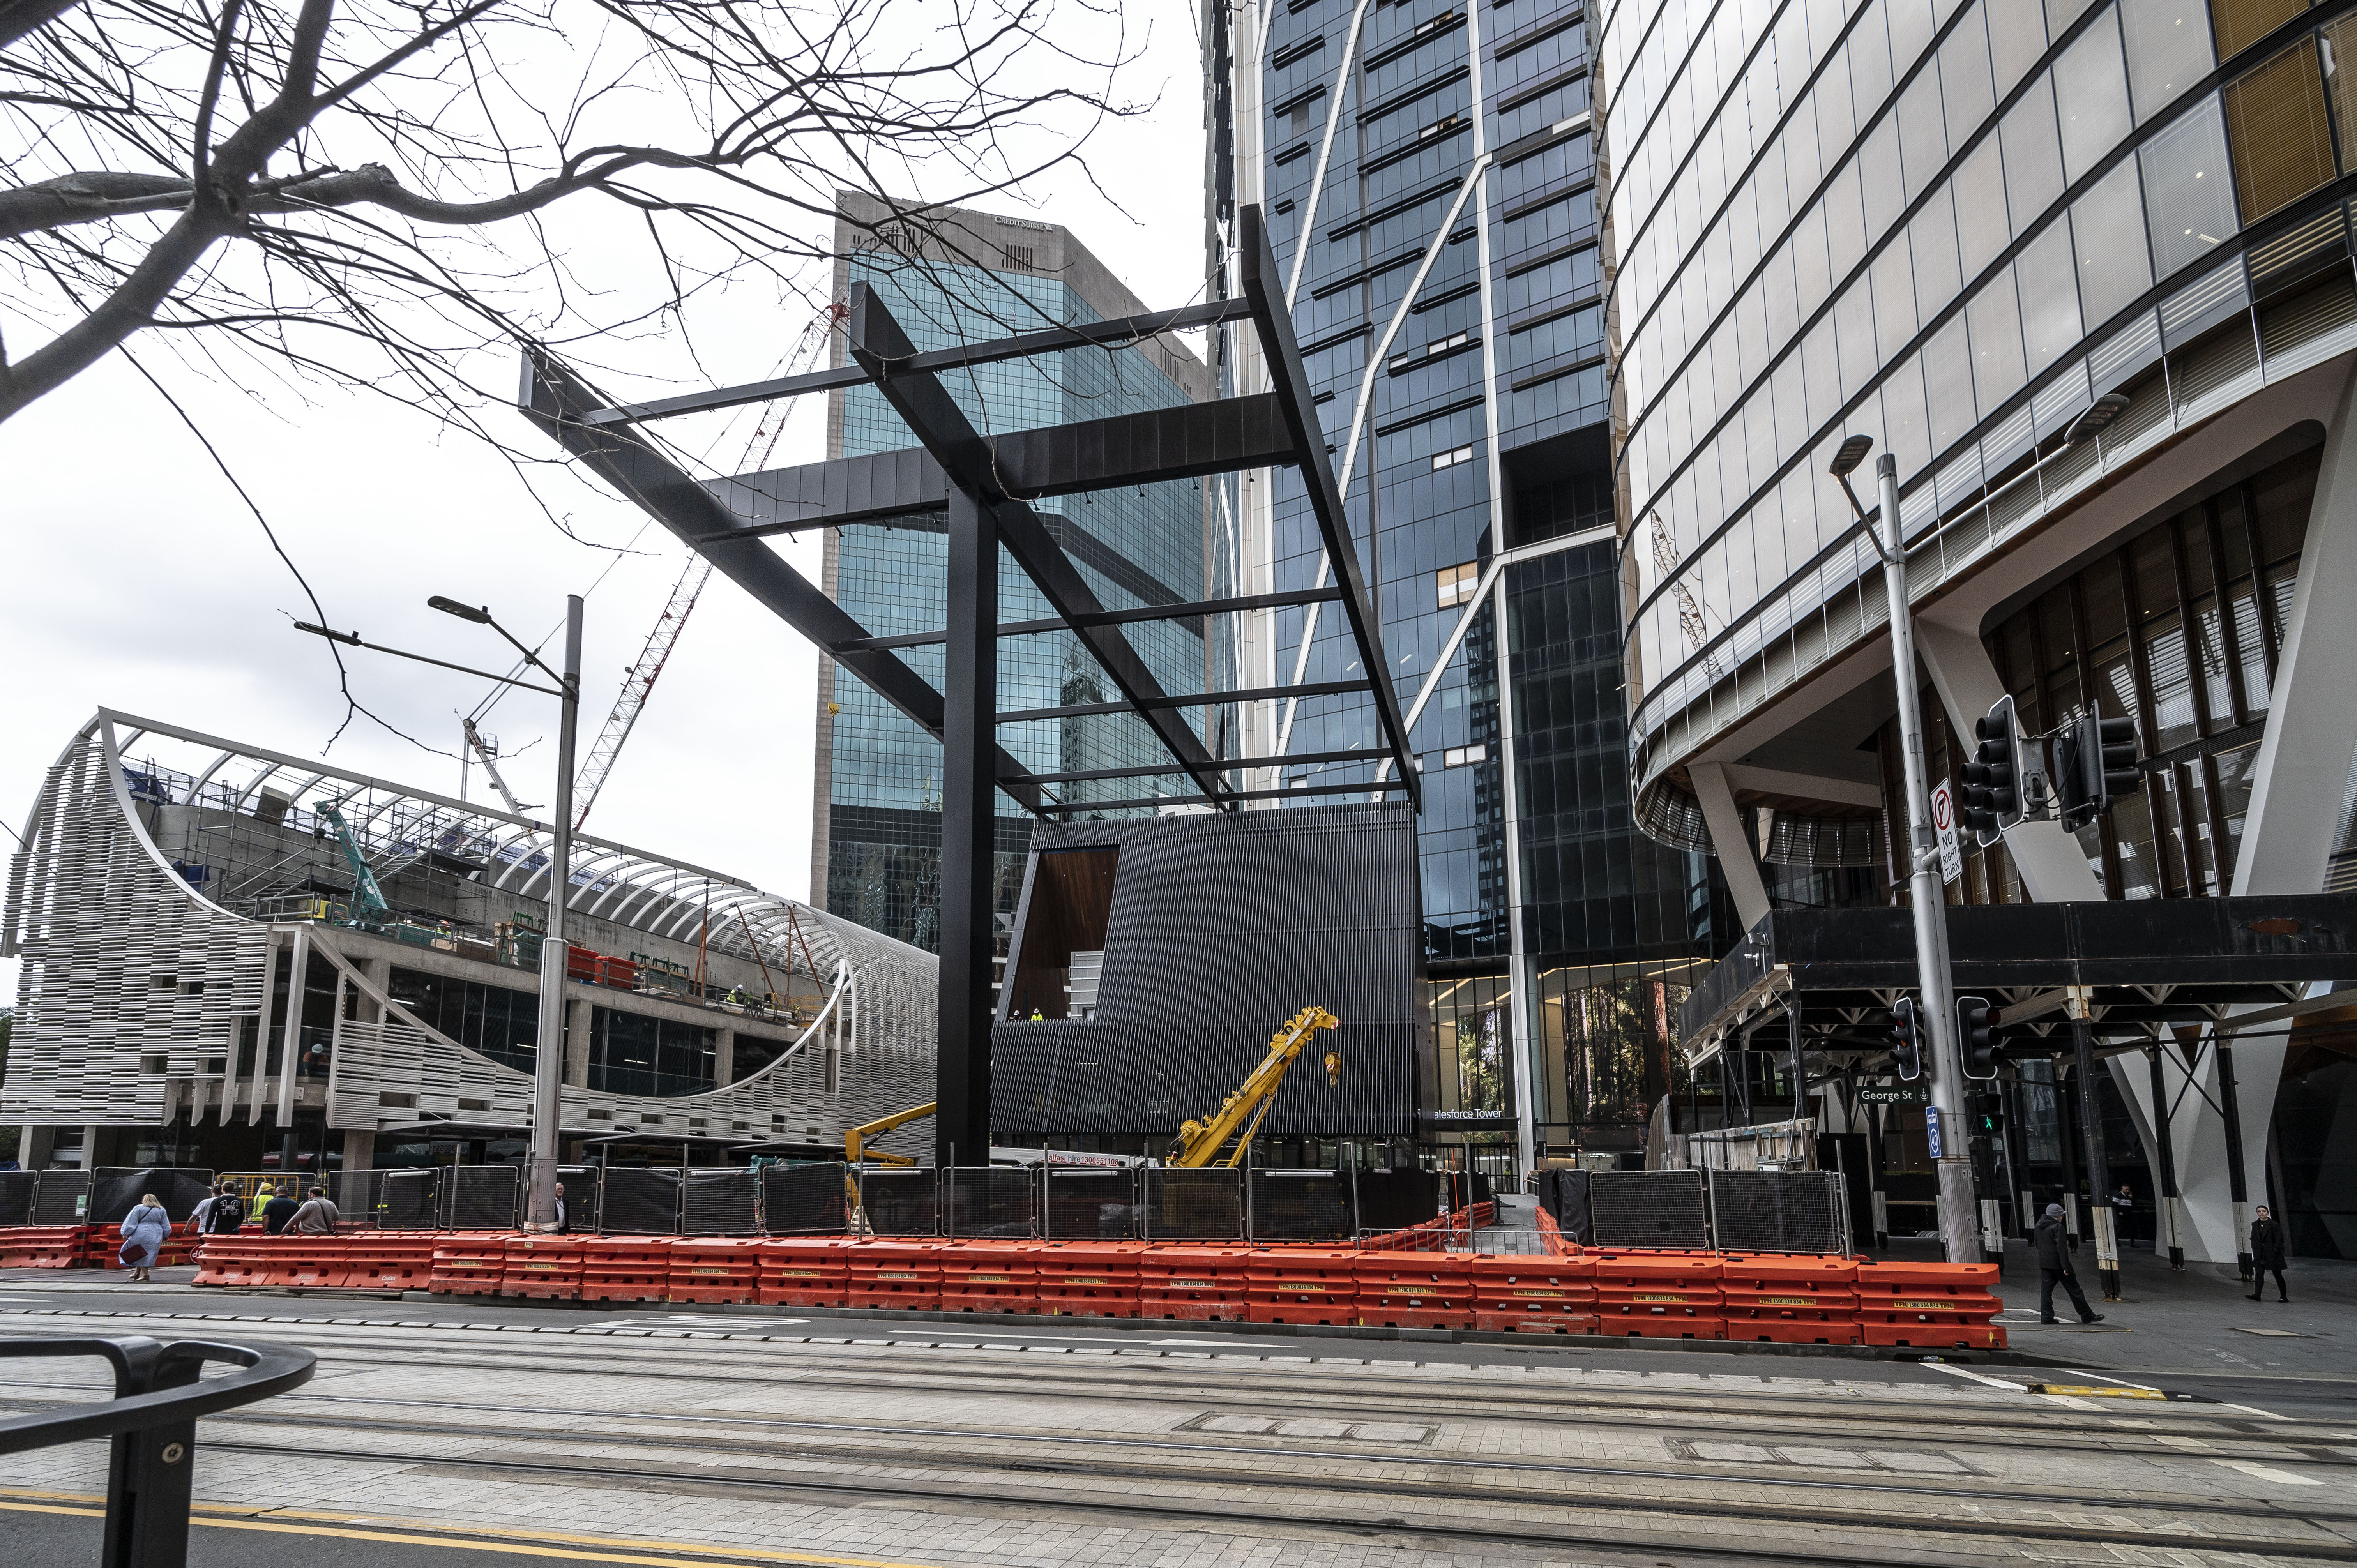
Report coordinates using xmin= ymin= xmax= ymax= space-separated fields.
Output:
xmin=2214 ymin=1460 xmax=2320 ymax=1485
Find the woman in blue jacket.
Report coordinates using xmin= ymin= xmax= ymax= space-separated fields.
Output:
xmin=117 ymin=1193 xmax=170 ymax=1282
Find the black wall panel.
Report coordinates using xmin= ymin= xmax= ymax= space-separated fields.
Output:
xmin=991 ymin=803 xmax=1427 ymax=1137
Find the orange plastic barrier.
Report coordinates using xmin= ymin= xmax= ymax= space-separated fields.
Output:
xmin=1025 ymin=1241 xmax=1139 ymax=1317
xmin=1245 ymin=1248 xmax=1358 ymax=1326
xmin=341 ymin=1231 xmax=442 ymax=1290
xmin=1355 ymin=1253 xmax=1477 ymax=1330
xmin=581 ymin=1236 xmax=676 ymax=1302
xmin=1593 ymin=1252 xmax=1722 ymax=1339
xmin=756 ymin=1238 xmax=854 ymax=1307
xmin=936 ymin=1241 xmax=1038 ymax=1313
xmin=846 ymin=1239 xmax=942 ymax=1311
xmin=1137 ymin=1245 xmax=1251 ymax=1321
xmin=501 ymin=1235 xmax=587 ymax=1300
xmin=271 ymin=1235 xmax=347 ymax=1290
xmin=1854 ymin=1260 xmax=2006 ymax=1349
xmin=81 ymin=1220 xmax=202 ymax=1270
xmin=1463 ymin=1254 xmax=1598 ymax=1334
xmin=190 ymin=1235 xmax=277 ymax=1287
xmin=668 ymin=1238 xmax=762 ymax=1304
xmin=430 ymin=1232 xmax=512 ymax=1296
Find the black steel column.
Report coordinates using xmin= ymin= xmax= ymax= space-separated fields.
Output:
xmin=2070 ymin=1012 xmax=2120 ymax=1300
xmin=937 ymin=487 xmax=998 ymax=1169
xmin=2217 ymin=1041 xmax=2253 ymax=1279
xmin=2146 ymin=1044 xmax=2184 ymax=1269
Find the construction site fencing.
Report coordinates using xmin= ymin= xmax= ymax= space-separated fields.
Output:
xmin=31 ymin=1170 xmax=92 ymax=1225
xmin=90 ymin=1167 xmax=216 ymax=1223
xmin=1248 ymin=1169 xmax=1354 ymax=1241
xmin=761 ymin=1163 xmax=849 ymax=1234
xmin=445 ymin=1166 xmax=519 ymax=1230
xmin=601 ymin=1169 xmax=683 ymax=1234
xmin=1708 ymin=1169 xmax=1850 ymax=1255
xmin=1140 ymin=1168 xmax=1244 ymax=1239
xmin=0 ymin=1172 xmax=35 ymax=1227
xmin=857 ymin=1168 xmax=940 ymax=1236
xmin=1588 ymin=1170 xmax=1712 ymax=1249
xmin=946 ymin=1167 xmax=1038 ymax=1238
xmin=683 ymin=1169 xmax=760 ymax=1236
xmin=1043 ymin=1168 xmax=1138 ymax=1239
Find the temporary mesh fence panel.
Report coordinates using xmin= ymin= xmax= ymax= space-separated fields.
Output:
xmin=1142 ymin=1169 xmax=1244 ymax=1240
xmin=1352 ymin=1169 xmax=1442 ymax=1233
xmin=557 ymin=1166 xmax=599 ymax=1233
xmin=1708 ymin=1170 xmax=1848 ymax=1255
xmin=90 ymin=1168 xmax=215 ymax=1223
xmin=1540 ymin=1169 xmax=1593 ymax=1245
xmin=0 ymin=1173 xmax=37 ymax=1227
xmin=379 ymin=1170 xmax=440 ymax=1229
xmin=601 ymin=1169 xmax=682 ymax=1234
xmin=330 ymin=1171 xmax=384 ymax=1227
xmin=32 ymin=1171 xmax=92 ymax=1225
xmin=683 ymin=1170 xmax=760 ymax=1236
xmin=760 ymin=1164 xmax=849 ymax=1234
xmin=445 ymin=1166 xmax=519 ymax=1231
xmin=1588 ymin=1170 xmax=1710 ymax=1250
xmin=1248 ymin=1170 xmax=1354 ymax=1242
xmin=1044 ymin=1169 xmax=1138 ymax=1239
xmin=947 ymin=1167 xmax=1037 ymax=1238
xmin=859 ymin=1169 xmax=940 ymax=1236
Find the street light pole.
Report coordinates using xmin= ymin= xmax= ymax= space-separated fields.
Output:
xmin=1832 ymin=444 xmax=1978 ymax=1267
xmin=528 ymin=595 xmax=584 ymax=1231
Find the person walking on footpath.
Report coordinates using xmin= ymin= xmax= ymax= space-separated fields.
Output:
xmin=2247 ymin=1204 xmax=2290 ymax=1301
xmin=117 ymin=1192 xmax=170 ymax=1282
xmin=288 ymin=1185 xmax=340 ymax=1235
xmin=203 ymin=1183 xmax=244 ymax=1236
xmin=2035 ymin=1202 xmax=2105 ymax=1324
xmin=261 ymin=1185 xmax=301 ymax=1236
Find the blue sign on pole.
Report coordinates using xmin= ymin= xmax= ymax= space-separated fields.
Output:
xmin=1925 ymin=1105 xmax=1944 ymax=1160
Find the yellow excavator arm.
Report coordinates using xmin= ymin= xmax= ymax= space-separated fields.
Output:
xmin=845 ymin=1100 xmax=935 ymax=1166
xmin=1168 ymin=1007 xmax=1340 ymax=1168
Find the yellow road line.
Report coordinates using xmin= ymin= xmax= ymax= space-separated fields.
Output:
xmin=0 ymin=1489 xmax=952 ymax=1568
xmin=2023 ymin=1383 xmax=2167 ymax=1400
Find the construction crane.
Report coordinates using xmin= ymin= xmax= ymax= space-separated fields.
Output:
xmin=1168 ymin=1007 xmax=1341 ymax=1168
xmin=462 ymin=719 xmax=537 ymax=817
xmin=570 ymin=298 xmax=848 ymax=832
xmin=314 ymin=800 xmax=391 ymax=917
xmin=846 ymin=1101 xmax=936 ymax=1167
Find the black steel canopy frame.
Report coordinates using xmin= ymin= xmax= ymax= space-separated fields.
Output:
xmin=520 ymin=202 xmax=1413 ymax=1166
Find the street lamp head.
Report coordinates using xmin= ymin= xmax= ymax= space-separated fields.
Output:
xmin=1828 ymin=434 xmax=1875 ymax=479
xmin=429 ymin=595 xmax=493 ymax=624
xmin=2065 ymin=391 xmax=2132 ymax=446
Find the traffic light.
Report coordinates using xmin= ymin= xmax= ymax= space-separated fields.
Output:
xmin=1961 ymin=696 xmax=2022 ymax=846
xmin=1968 ymin=1090 xmax=2003 ymax=1137
xmin=2057 ymin=708 xmax=2141 ymax=831
xmin=1892 ymin=996 xmax=1924 ymax=1081
xmin=1957 ymin=994 xmax=1998 ymax=1079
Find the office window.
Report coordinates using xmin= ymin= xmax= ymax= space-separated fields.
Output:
xmin=2123 ymin=0 xmax=2216 ymax=120
xmin=1941 ymin=4 xmax=1999 ymax=145
xmin=2209 ymin=0 xmax=2308 ymax=61
xmin=1438 ymin=561 xmax=1483 ymax=607
xmin=1967 ymin=267 xmax=2029 ymax=415
xmin=1433 ymin=444 xmax=1475 ymax=471
xmin=1952 ymin=142 xmax=2012 ymax=277
xmin=2223 ymin=36 xmax=2336 ymax=222
xmin=1998 ymin=75 xmax=2068 ymax=235
xmin=1988 ymin=0 xmax=2051 ymax=92
xmin=2055 ymin=9 xmax=2135 ymax=181
xmin=2015 ymin=221 xmax=2083 ymax=373
xmin=1908 ymin=184 xmax=1965 ymax=316
xmin=2330 ymin=15 xmax=2357 ymax=166
xmin=2140 ymin=95 xmax=2240 ymax=278
xmin=1442 ymin=743 xmax=1490 ymax=768
xmin=2071 ymin=159 xmax=2153 ymax=329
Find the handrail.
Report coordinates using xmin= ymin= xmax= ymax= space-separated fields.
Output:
xmin=0 ymin=1336 xmax=316 ymax=1566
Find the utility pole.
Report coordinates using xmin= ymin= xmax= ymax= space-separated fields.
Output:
xmin=529 ymin=596 xmax=584 ymax=1230
xmin=1830 ymin=443 xmax=1977 ymax=1267
xmin=2067 ymin=986 xmax=2120 ymax=1299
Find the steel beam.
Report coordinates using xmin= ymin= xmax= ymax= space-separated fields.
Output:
xmin=583 ymin=298 xmax=1255 ymax=427
xmin=1235 ymin=205 xmax=1421 ymax=810
xmin=517 ymin=349 xmax=1047 ymax=814
xmin=829 ymin=587 xmax=1345 ymax=653
xmin=1045 ymin=780 xmax=1377 ymax=814
xmin=1019 ymin=749 xmax=1377 ymax=785
xmin=937 ymin=486 xmax=998 ymax=1168
xmin=845 ymin=283 xmax=1231 ymax=810
xmin=997 ymin=678 xmax=1371 ymax=725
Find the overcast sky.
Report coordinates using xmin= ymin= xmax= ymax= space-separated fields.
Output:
xmin=0 ymin=2 xmax=1209 ymax=998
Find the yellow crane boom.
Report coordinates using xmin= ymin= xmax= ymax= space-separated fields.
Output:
xmin=1168 ymin=1007 xmax=1340 ymax=1168
xmin=846 ymin=1100 xmax=935 ymax=1166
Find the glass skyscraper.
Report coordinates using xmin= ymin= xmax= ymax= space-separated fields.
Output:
xmin=1207 ymin=0 xmax=1737 ymax=1174
xmin=814 ymin=192 xmax=1211 ymax=953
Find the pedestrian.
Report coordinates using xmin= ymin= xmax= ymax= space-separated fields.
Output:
xmin=553 ymin=1181 xmax=569 ymax=1234
xmin=2247 ymin=1204 xmax=2289 ymax=1301
xmin=249 ymin=1182 xmax=277 ymax=1224
xmin=287 ymin=1185 xmax=340 ymax=1235
xmin=261 ymin=1185 xmax=301 ymax=1236
xmin=189 ymin=1183 xmax=223 ymax=1233
xmin=117 ymin=1192 xmax=170 ymax=1282
xmin=203 ymin=1183 xmax=245 ymax=1236
xmin=2034 ymin=1202 xmax=2105 ymax=1325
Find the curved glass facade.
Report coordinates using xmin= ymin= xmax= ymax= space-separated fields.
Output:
xmin=1601 ymin=0 xmax=2357 ymax=839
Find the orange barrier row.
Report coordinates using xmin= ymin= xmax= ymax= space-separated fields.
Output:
xmin=0 ymin=1225 xmax=88 ymax=1269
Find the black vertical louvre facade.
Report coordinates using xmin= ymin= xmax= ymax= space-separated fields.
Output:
xmin=991 ymin=803 xmax=1427 ymax=1139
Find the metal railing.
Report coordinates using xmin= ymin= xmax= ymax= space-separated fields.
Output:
xmin=0 ymin=1335 xmax=315 ymax=1566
